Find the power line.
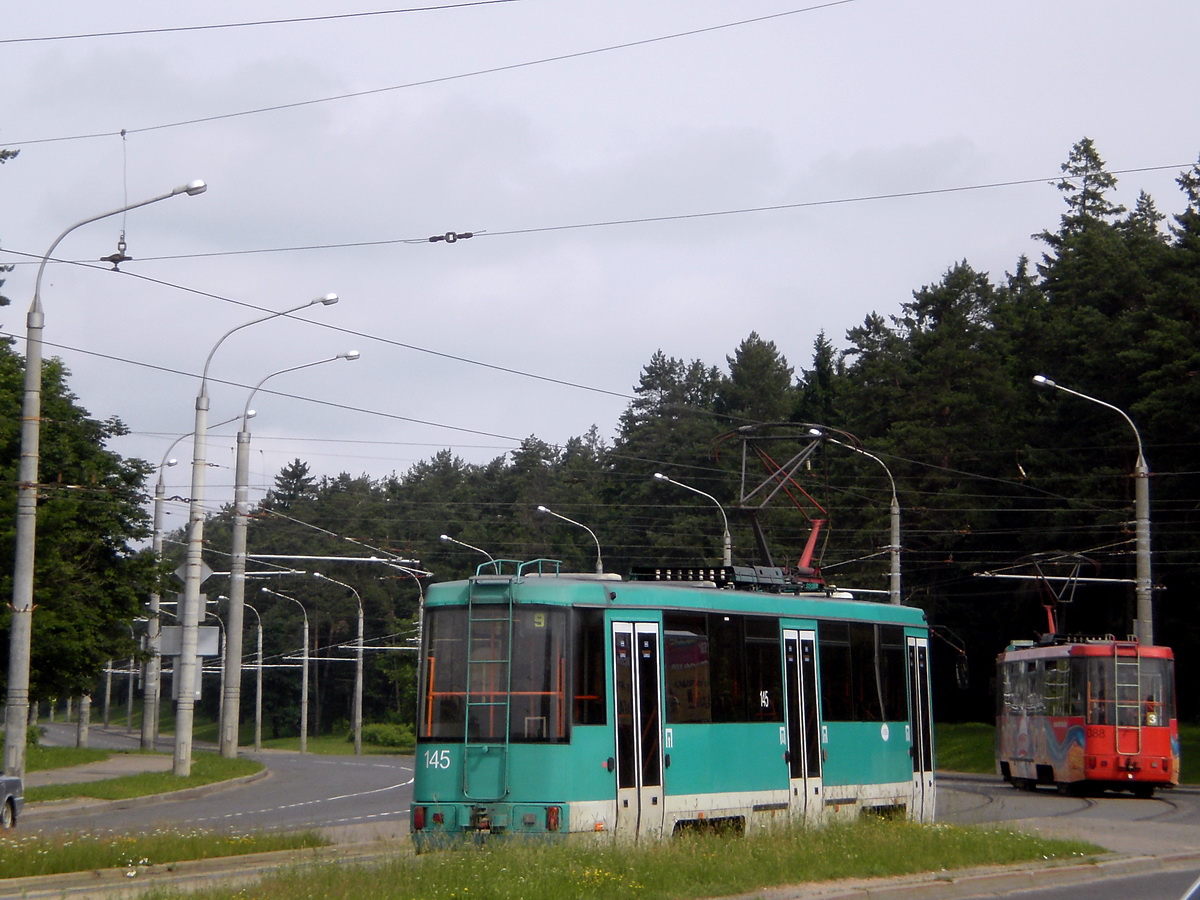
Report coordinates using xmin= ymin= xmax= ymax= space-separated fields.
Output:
xmin=0 ymin=254 xmax=639 ymax=403
xmin=4 ymin=165 xmax=1190 ymax=269
xmin=0 ymin=328 xmax=525 ymax=443
xmin=5 ymin=2 xmax=859 ymax=145
xmin=1 ymin=1 xmax=525 ymax=45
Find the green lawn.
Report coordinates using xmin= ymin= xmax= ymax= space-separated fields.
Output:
xmin=0 ymin=828 xmax=323 ymax=880
xmin=24 ymin=752 xmax=262 ymax=803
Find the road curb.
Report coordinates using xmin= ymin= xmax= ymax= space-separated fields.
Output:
xmin=21 ymin=767 xmax=271 ymax=823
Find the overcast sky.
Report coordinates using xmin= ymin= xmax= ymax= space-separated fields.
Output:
xmin=2 ymin=1 xmax=1198 ymax=539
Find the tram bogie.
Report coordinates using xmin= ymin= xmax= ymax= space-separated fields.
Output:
xmin=995 ymin=636 xmax=1178 ymax=798
xmin=411 ymin=560 xmax=936 ymax=848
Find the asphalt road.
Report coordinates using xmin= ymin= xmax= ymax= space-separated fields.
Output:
xmin=25 ymin=724 xmax=415 ymax=843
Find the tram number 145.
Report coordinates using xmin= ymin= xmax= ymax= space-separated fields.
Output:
xmin=424 ymin=749 xmax=452 ymax=769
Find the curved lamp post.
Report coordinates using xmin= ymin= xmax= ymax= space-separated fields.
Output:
xmin=536 ymin=506 xmax=604 ymax=574
xmin=175 ymin=294 xmax=339 ymax=776
xmin=261 ymin=587 xmax=309 ymax=753
xmin=313 ymin=572 xmax=363 ymax=755
xmin=1033 ymin=375 xmax=1153 ymax=643
xmin=142 ymin=413 xmax=245 ymax=751
xmin=3 ymin=180 xmax=207 ymax=780
xmin=653 ymin=473 xmax=732 ymax=567
xmin=219 ymin=351 xmax=359 ymax=759
xmin=439 ymin=533 xmax=495 ymax=562
xmin=390 ymin=564 xmax=428 ymax=648
xmin=811 ymin=430 xmax=901 ymax=605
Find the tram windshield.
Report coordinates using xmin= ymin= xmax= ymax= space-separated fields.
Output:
xmin=418 ymin=605 xmax=604 ymax=743
xmin=1083 ymin=655 xmax=1174 ymax=727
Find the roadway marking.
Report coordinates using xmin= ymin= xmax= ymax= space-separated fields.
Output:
xmin=188 ymin=775 xmax=416 ymax=826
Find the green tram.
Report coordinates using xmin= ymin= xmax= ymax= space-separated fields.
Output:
xmin=411 ymin=560 xmax=934 ymax=847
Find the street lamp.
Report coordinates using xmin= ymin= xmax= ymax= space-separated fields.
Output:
xmin=653 ymin=473 xmax=732 ymax=567
xmin=262 ymin=587 xmax=309 ymax=753
xmin=535 ymin=506 xmax=604 ymax=574
xmin=390 ymin=564 xmax=428 ymax=649
xmin=810 ymin=430 xmax=901 ymax=605
xmin=175 ymin=293 xmax=339 ymax=777
xmin=439 ymin=533 xmax=495 ymax=562
xmin=143 ymin=413 xmax=245 ymax=751
xmin=219 ymin=351 xmax=359 ymax=759
xmin=3 ymin=179 xmax=206 ymax=780
xmin=1033 ymin=375 xmax=1153 ymax=643
xmin=312 ymin=572 xmax=364 ymax=756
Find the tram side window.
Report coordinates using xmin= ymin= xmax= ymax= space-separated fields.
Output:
xmin=819 ymin=623 xmax=854 ymax=721
xmin=998 ymin=662 xmax=1018 ymax=716
xmin=572 ymin=608 xmax=607 ymax=726
xmin=663 ymin=613 xmax=783 ymax=724
xmin=819 ymin=623 xmax=906 ymax=722
xmin=709 ymin=614 xmax=747 ymax=723
xmin=418 ymin=606 xmax=468 ymax=741
xmin=1085 ymin=658 xmax=1112 ymax=725
xmin=878 ymin=625 xmax=907 ymax=721
xmin=745 ymin=616 xmax=784 ymax=722
xmin=1044 ymin=659 xmax=1071 ymax=716
xmin=664 ymin=615 xmax=711 ymax=724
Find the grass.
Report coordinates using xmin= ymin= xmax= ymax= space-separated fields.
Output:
xmin=935 ymin=721 xmax=1200 ymax=783
xmin=155 ymin=818 xmax=1099 ymax=900
xmin=0 ymin=828 xmax=325 ymax=880
xmin=934 ymin=722 xmax=997 ymax=774
xmin=24 ymin=744 xmax=111 ymax=772
xmin=257 ymin=734 xmax=412 ymax=755
xmin=25 ymin=751 xmax=262 ymax=803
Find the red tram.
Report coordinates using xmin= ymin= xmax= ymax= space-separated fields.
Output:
xmin=995 ymin=635 xmax=1178 ymax=797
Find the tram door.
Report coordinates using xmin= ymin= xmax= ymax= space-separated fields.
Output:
xmin=782 ymin=629 xmax=823 ymax=821
xmin=907 ymin=636 xmax=935 ymax=822
xmin=612 ymin=622 xmax=665 ymax=840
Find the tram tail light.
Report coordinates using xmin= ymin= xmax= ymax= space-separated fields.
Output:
xmin=547 ymin=805 xmax=561 ymax=832
xmin=413 ymin=805 xmax=426 ymax=831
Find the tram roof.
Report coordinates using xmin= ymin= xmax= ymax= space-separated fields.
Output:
xmin=997 ymin=638 xmax=1175 ymax=660
xmin=425 ymin=565 xmax=927 ymax=627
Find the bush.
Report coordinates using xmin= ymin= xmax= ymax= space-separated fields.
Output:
xmin=355 ymin=722 xmax=415 ymax=749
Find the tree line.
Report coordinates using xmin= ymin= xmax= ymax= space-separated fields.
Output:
xmin=4 ymin=137 xmax=1200 ymax=732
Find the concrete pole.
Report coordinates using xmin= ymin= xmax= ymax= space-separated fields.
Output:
xmin=889 ymin=493 xmax=902 ymax=606
xmin=262 ymin=587 xmax=309 ymax=752
xmin=219 ymin=352 xmax=355 ymax=759
xmin=219 ymin=429 xmax=252 ymax=758
xmin=173 ymin=393 xmax=209 ymax=776
xmin=178 ymin=294 xmax=338 ymax=775
xmin=126 ymin=656 xmax=135 ymax=732
xmin=3 ymin=181 xmax=205 ymax=781
xmin=314 ymin=573 xmax=362 ymax=755
xmin=300 ymin=612 xmax=309 ymax=754
xmin=142 ymin=474 xmax=168 ymax=750
xmin=75 ymin=695 xmax=91 ymax=749
xmin=103 ymin=664 xmax=113 ymax=727
xmin=1134 ymin=454 xmax=1153 ymax=644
